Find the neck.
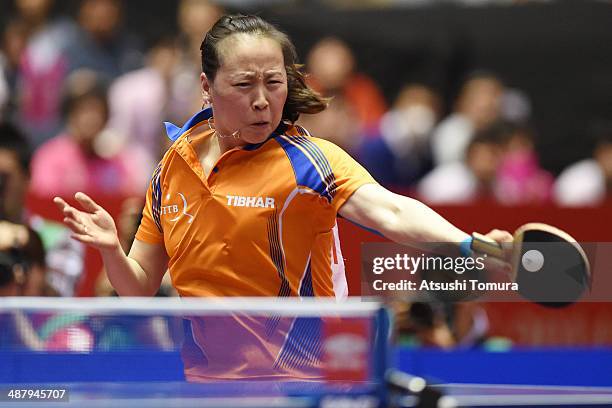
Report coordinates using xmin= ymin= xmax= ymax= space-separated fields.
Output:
xmin=216 ymin=132 xmax=246 ymax=153
xmin=206 ymin=117 xmax=245 ymax=153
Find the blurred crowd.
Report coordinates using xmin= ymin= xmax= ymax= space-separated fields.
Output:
xmin=1 ymin=0 xmax=610 ymax=205
xmin=0 ymin=0 xmax=610 ymax=349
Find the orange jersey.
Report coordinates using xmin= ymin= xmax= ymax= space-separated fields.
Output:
xmin=135 ymin=108 xmax=377 ymax=380
xmin=136 ymin=108 xmax=376 ymax=299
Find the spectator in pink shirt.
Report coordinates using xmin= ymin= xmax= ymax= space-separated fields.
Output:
xmin=494 ymin=122 xmax=553 ymax=205
xmin=30 ymin=70 xmax=150 ymax=197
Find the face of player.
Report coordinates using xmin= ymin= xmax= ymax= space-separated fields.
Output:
xmin=201 ymin=33 xmax=288 ymax=147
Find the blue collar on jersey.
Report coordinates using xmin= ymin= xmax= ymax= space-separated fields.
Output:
xmin=163 ymin=107 xmax=213 ymax=142
xmin=163 ymin=108 xmax=289 ymax=150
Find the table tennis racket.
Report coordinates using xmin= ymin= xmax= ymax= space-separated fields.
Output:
xmin=471 ymin=223 xmax=591 ymax=307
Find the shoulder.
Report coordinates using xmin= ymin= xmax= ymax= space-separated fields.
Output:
xmin=152 ymin=128 xmax=209 ymax=179
xmin=159 ymin=129 xmax=198 ymax=163
xmin=277 ymin=133 xmax=357 ymax=174
xmin=433 ymin=114 xmax=472 ymax=137
xmin=420 ymin=162 xmax=470 ymax=184
xmin=281 ymin=125 xmax=350 ymax=158
xmin=557 ymin=159 xmax=601 ymax=180
xmin=418 ymin=162 xmax=476 ymax=204
xmin=555 ymin=159 xmax=603 ymax=192
xmin=554 ymin=159 xmax=604 ymax=205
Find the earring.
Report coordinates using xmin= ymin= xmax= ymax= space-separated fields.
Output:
xmin=202 ymin=92 xmax=212 ymax=108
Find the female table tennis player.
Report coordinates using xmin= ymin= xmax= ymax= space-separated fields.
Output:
xmin=53 ymin=15 xmax=512 ymax=380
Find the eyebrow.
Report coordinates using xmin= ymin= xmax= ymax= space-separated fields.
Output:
xmin=230 ymin=70 xmax=285 ymax=80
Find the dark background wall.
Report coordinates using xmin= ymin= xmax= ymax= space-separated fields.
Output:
xmin=3 ymin=0 xmax=610 ymax=173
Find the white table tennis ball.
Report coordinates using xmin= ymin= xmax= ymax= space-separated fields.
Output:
xmin=522 ymin=249 xmax=544 ymax=272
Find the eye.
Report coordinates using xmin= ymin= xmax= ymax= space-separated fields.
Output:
xmin=234 ymin=82 xmax=250 ymax=88
xmin=268 ymin=80 xmax=283 ymax=85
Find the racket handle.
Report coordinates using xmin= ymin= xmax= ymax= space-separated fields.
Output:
xmin=471 ymin=232 xmax=505 ymax=259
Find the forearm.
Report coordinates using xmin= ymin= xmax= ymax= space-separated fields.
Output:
xmin=383 ymin=195 xmax=469 ymax=245
xmin=99 ymin=245 xmax=158 ymax=296
xmin=340 ymin=184 xmax=470 ymax=250
xmin=341 ymin=184 xmax=510 ymax=257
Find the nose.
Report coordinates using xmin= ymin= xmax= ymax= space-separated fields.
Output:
xmin=252 ymin=87 xmax=269 ymax=111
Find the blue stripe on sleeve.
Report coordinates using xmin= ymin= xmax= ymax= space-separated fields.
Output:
xmin=276 ymin=136 xmax=332 ymax=203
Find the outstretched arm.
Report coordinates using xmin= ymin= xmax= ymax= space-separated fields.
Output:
xmin=54 ymin=193 xmax=168 ymax=296
xmin=338 ymin=184 xmax=511 ymax=248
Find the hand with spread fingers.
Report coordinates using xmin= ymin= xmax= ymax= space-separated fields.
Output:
xmin=53 ymin=192 xmax=120 ymax=252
